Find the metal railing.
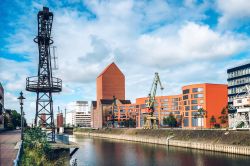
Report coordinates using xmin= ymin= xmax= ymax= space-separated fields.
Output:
xmin=26 ymin=76 xmax=62 ymax=92
xmin=13 ymin=140 xmax=23 ymax=166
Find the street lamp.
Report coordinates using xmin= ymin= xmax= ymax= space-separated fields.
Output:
xmin=18 ymin=91 xmax=25 ymax=140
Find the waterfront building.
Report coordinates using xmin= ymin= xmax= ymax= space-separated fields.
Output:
xmin=90 ymin=63 xmax=228 ymax=129
xmin=92 ymin=62 xmax=127 ymax=128
xmin=227 ymin=63 xmax=250 ymax=112
xmin=0 ymin=83 xmax=4 ymax=129
xmin=181 ymin=84 xmax=228 ymax=129
xmin=66 ymin=101 xmax=91 ymax=127
xmin=128 ymin=84 xmax=227 ymax=129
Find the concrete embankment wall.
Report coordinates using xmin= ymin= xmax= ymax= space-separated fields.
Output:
xmin=74 ymin=131 xmax=250 ymax=156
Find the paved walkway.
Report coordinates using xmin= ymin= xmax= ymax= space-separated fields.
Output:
xmin=0 ymin=130 xmax=21 ymax=166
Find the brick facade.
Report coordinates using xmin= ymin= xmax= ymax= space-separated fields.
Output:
xmin=92 ymin=62 xmax=126 ymax=128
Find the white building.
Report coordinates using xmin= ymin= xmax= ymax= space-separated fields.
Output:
xmin=66 ymin=101 xmax=91 ymax=127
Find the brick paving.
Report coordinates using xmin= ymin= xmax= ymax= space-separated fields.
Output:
xmin=0 ymin=130 xmax=21 ymax=166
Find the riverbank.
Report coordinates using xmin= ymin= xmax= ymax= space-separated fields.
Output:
xmin=74 ymin=128 xmax=250 ymax=155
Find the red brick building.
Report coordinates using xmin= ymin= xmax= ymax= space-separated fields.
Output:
xmin=92 ymin=62 xmax=129 ymax=128
xmin=57 ymin=113 xmax=63 ymax=128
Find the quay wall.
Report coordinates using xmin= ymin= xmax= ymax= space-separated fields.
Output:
xmin=74 ymin=129 xmax=250 ymax=155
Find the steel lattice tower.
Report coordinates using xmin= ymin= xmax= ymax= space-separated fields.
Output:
xmin=26 ymin=7 xmax=62 ymax=142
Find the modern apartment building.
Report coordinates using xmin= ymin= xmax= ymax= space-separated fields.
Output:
xmin=227 ymin=63 xmax=250 ymax=112
xmin=66 ymin=101 xmax=91 ymax=127
xmin=131 ymin=84 xmax=227 ymax=129
xmin=181 ymin=84 xmax=228 ymax=129
xmin=135 ymin=95 xmax=182 ymax=128
xmin=0 ymin=83 xmax=4 ymax=129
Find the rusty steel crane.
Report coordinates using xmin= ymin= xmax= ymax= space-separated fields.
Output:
xmin=144 ymin=72 xmax=164 ymax=129
xmin=26 ymin=7 xmax=62 ymax=142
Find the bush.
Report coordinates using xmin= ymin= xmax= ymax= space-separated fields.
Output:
xmin=21 ymin=128 xmax=68 ymax=166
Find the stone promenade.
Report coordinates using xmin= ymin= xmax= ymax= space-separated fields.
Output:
xmin=0 ymin=130 xmax=21 ymax=166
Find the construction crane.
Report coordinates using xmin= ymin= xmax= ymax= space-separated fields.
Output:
xmin=144 ymin=72 xmax=164 ymax=129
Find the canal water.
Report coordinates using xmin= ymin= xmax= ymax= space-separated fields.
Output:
xmin=70 ymin=135 xmax=250 ymax=166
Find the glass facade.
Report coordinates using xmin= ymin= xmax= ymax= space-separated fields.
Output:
xmin=227 ymin=63 xmax=250 ymax=110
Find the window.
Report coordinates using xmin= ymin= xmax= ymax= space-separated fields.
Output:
xmin=163 ymin=107 xmax=169 ymax=111
xmin=192 ymin=118 xmax=198 ymax=127
xmin=183 ymin=95 xmax=189 ymax=100
xmin=175 ymin=111 xmax=180 ymax=114
xmin=193 ymin=94 xmax=203 ymax=98
xmin=185 ymin=106 xmax=190 ymax=111
xmin=191 ymin=100 xmax=198 ymax=104
xmin=192 ymin=88 xmax=204 ymax=93
xmin=162 ymin=103 xmax=168 ymax=106
xmin=183 ymin=89 xmax=190 ymax=94
xmin=172 ymin=98 xmax=179 ymax=102
xmin=160 ymin=99 xmax=168 ymax=102
xmin=140 ymin=104 xmax=146 ymax=109
xmin=184 ymin=118 xmax=189 ymax=127
xmin=184 ymin=101 xmax=188 ymax=105
xmin=192 ymin=111 xmax=198 ymax=116
xmin=237 ymin=100 xmax=242 ymax=103
xmin=185 ymin=112 xmax=189 ymax=116
xmin=172 ymin=106 xmax=178 ymax=110
xmin=191 ymin=105 xmax=198 ymax=110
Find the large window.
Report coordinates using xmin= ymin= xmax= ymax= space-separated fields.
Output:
xmin=192 ymin=118 xmax=198 ymax=127
xmin=185 ymin=106 xmax=190 ymax=111
xmin=183 ymin=95 xmax=189 ymax=100
xmin=183 ymin=89 xmax=190 ymax=94
xmin=184 ymin=118 xmax=189 ymax=127
xmin=172 ymin=98 xmax=179 ymax=102
xmin=191 ymin=105 xmax=198 ymax=110
xmin=193 ymin=94 xmax=203 ymax=98
xmin=192 ymin=88 xmax=203 ymax=93
xmin=140 ymin=104 xmax=146 ymax=109
xmin=191 ymin=100 xmax=198 ymax=104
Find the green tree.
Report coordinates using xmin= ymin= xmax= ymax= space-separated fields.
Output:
xmin=4 ymin=110 xmax=26 ymax=129
xmin=163 ymin=113 xmax=177 ymax=127
xmin=210 ymin=115 xmax=216 ymax=128
xmin=219 ymin=107 xmax=228 ymax=127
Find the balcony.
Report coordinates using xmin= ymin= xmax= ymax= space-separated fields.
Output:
xmin=26 ymin=76 xmax=62 ymax=93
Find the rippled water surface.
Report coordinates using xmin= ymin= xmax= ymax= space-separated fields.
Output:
xmin=70 ymin=135 xmax=250 ymax=166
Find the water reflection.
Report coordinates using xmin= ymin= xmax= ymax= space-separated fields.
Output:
xmin=70 ymin=135 xmax=250 ymax=166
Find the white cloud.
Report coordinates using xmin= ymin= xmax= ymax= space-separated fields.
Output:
xmin=1 ymin=0 xmax=250 ymax=123
xmin=217 ymin=0 xmax=250 ymax=28
xmin=136 ymin=22 xmax=247 ymax=67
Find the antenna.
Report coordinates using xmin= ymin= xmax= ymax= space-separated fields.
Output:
xmin=52 ymin=46 xmax=58 ymax=70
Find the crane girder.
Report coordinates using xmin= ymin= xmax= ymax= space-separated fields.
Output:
xmin=147 ymin=72 xmax=164 ymax=115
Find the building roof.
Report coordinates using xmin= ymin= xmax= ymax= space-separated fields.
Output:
xmin=227 ymin=62 xmax=250 ymax=73
xmin=97 ymin=62 xmax=124 ymax=78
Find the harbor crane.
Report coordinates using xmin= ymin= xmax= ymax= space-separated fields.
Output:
xmin=144 ymin=72 xmax=164 ymax=129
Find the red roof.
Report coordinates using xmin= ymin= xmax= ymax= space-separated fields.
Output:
xmin=97 ymin=62 xmax=124 ymax=78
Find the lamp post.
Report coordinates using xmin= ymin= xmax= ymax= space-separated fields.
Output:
xmin=18 ymin=91 xmax=25 ymax=140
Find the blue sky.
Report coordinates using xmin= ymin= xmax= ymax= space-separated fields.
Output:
xmin=1 ymin=0 xmax=250 ymax=123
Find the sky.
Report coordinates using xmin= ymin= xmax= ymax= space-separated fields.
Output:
xmin=1 ymin=0 xmax=250 ymax=123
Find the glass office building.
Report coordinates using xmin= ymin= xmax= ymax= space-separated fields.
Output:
xmin=227 ymin=63 xmax=250 ymax=112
